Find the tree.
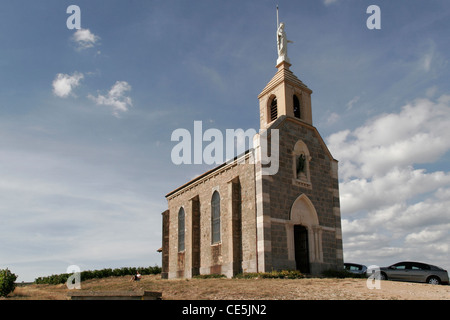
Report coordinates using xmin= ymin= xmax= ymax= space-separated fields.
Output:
xmin=0 ymin=268 xmax=17 ymax=297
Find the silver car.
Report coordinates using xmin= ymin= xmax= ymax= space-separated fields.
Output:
xmin=375 ymin=261 xmax=449 ymax=285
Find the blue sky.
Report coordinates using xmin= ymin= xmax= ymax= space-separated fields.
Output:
xmin=1 ymin=0 xmax=450 ymax=282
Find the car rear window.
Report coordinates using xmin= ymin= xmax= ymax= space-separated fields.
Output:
xmin=412 ymin=263 xmax=430 ymax=270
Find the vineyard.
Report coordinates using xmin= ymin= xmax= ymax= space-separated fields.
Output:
xmin=34 ymin=265 xmax=161 ymax=285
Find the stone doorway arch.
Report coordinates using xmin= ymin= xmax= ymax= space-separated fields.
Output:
xmin=287 ymin=194 xmax=323 ymax=273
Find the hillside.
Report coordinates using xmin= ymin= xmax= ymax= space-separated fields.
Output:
xmin=4 ymin=274 xmax=449 ymax=300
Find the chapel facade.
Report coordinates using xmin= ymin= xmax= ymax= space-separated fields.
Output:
xmin=161 ymin=24 xmax=344 ymax=279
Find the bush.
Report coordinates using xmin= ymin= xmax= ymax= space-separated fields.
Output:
xmin=0 ymin=268 xmax=18 ymax=297
xmin=270 ymin=270 xmax=304 ymax=279
xmin=233 ymin=272 xmax=261 ymax=279
xmin=193 ymin=274 xmax=227 ymax=279
xmin=234 ymin=270 xmax=304 ymax=279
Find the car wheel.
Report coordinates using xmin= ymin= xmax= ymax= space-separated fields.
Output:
xmin=379 ymin=272 xmax=387 ymax=281
xmin=427 ymin=276 xmax=440 ymax=285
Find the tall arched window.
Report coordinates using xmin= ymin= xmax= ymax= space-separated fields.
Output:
xmin=293 ymin=95 xmax=301 ymax=119
xmin=270 ymin=97 xmax=278 ymax=122
xmin=211 ymin=191 xmax=221 ymax=244
xmin=178 ymin=207 xmax=185 ymax=251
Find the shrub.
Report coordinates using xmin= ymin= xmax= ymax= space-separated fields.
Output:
xmin=234 ymin=270 xmax=304 ymax=279
xmin=193 ymin=274 xmax=227 ymax=279
xmin=233 ymin=272 xmax=261 ymax=279
xmin=0 ymin=268 xmax=18 ymax=297
xmin=269 ymin=270 xmax=304 ymax=279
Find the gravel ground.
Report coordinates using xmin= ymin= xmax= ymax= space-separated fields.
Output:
xmin=5 ymin=275 xmax=449 ymax=300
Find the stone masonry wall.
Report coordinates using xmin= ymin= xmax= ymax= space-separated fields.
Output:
xmin=165 ymin=157 xmax=257 ymax=279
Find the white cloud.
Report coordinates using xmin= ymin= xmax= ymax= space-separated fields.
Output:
xmin=328 ymin=95 xmax=450 ymax=180
xmin=339 ymin=168 xmax=450 ymax=214
xmin=342 ymin=193 xmax=450 ymax=268
xmin=88 ymin=81 xmax=133 ymax=117
xmin=326 ymin=112 xmax=340 ymax=125
xmin=405 ymin=228 xmax=446 ymax=244
xmin=328 ymin=95 xmax=450 ymax=270
xmin=52 ymin=72 xmax=84 ymax=98
xmin=418 ymin=41 xmax=447 ymax=74
xmin=72 ymin=28 xmax=100 ymax=50
xmin=422 ymin=53 xmax=433 ymax=72
xmin=346 ymin=96 xmax=360 ymax=110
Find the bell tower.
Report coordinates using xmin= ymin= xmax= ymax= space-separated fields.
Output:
xmin=253 ymin=11 xmax=344 ymax=275
xmin=258 ymin=61 xmax=313 ymax=130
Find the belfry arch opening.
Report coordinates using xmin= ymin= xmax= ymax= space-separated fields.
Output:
xmin=293 ymin=94 xmax=300 ymax=119
xmin=269 ymin=96 xmax=278 ymax=122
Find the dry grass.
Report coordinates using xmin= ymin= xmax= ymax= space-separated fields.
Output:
xmin=2 ymin=274 xmax=449 ymax=300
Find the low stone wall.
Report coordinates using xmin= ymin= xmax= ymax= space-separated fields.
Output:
xmin=68 ymin=290 xmax=162 ymax=300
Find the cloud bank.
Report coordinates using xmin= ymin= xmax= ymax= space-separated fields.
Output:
xmin=327 ymin=95 xmax=450 ymax=268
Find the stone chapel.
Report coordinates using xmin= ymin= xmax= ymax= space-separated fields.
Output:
xmin=161 ymin=22 xmax=343 ymax=279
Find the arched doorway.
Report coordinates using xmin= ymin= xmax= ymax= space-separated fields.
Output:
xmin=288 ymin=194 xmax=323 ymax=273
xmin=294 ymin=225 xmax=309 ymax=273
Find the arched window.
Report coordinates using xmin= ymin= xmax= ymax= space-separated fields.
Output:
xmin=211 ymin=191 xmax=221 ymax=244
xmin=293 ymin=95 xmax=301 ymax=119
xmin=270 ymin=97 xmax=278 ymax=122
xmin=178 ymin=207 xmax=185 ymax=251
